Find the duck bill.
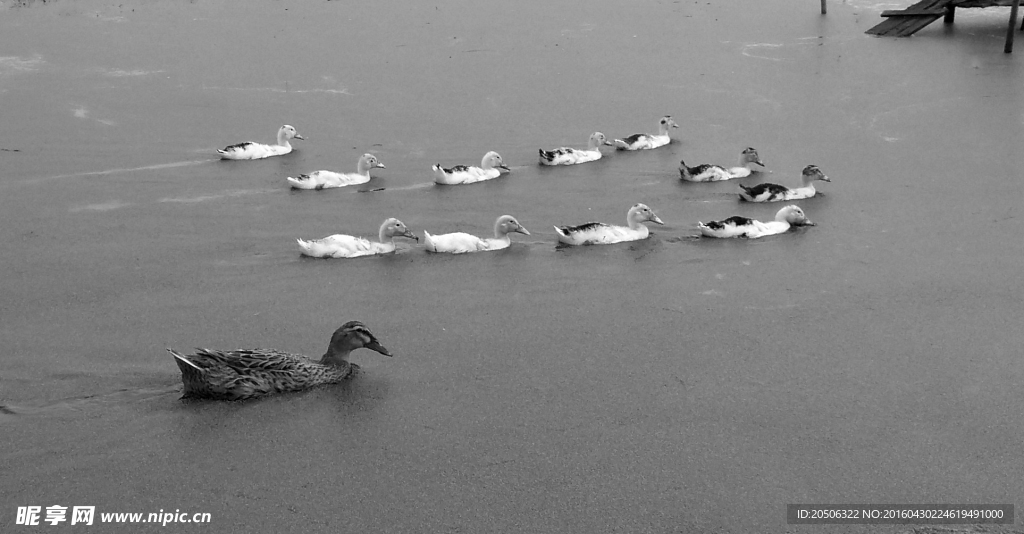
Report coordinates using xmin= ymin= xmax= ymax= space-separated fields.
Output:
xmin=602 ymin=140 xmax=615 ymax=146
xmin=401 ymin=230 xmax=420 ymax=242
xmin=365 ymin=340 xmax=392 ymax=357
xmin=516 ymin=226 xmax=531 ymax=236
xmin=294 ymin=134 xmax=306 ymax=140
xmin=819 ymin=175 xmax=831 ymax=182
xmin=499 ymin=164 xmax=511 ymax=172
xmin=376 ymin=163 xmax=386 ymax=169
xmin=755 ymin=159 xmax=765 ymax=167
xmin=649 ymin=214 xmax=665 ymax=225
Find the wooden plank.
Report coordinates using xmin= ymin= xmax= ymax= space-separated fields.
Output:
xmin=866 ymin=0 xmax=954 ymax=35
xmin=866 ymin=15 xmax=943 ymax=35
xmin=881 ymin=9 xmax=947 ymax=15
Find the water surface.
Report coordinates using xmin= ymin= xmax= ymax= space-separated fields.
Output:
xmin=2 ymin=1 xmax=1022 ymax=532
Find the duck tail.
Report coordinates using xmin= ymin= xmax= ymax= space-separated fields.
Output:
xmin=737 ymin=184 xmax=753 ymax=202
xmin=286 ymin=175 xmax=313 ymax=190
xmin=423 ymin=231 xmax=436 ymax=252
xmin=430 ymin=165 xmax=450 ymax=184
xmin=296 ymin=238 xmax=316 ymax=257
xmin=168 ymin=349 xmax=202 ymax=374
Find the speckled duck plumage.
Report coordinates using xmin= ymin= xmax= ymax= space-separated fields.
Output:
xmin=168 ymin=321 xmax=391 ymax=401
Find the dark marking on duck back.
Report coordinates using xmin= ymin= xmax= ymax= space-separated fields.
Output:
xmin=221 ymin=142 xmax=253 ymax=152
xmin=719 ymin=216 xmax=754 ymax=227
xmin=690 ymin=164 xmax=719 ymax=175
xmin=740 ymin=182 xmax=788 ymax=198
xmin=560 ymin=221 xmax=606 ymax=234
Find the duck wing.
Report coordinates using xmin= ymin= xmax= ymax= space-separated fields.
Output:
xmin=703 ymin=215 xmax=754 ymax=230
xmin=558 ymin=221 xmax=607 ymax=234
xmin=738 ymin=182 xmax=789 ymax=201
xmin=424 ymin=231 xmax=488 ymax=253
xmin=614 ymin=133 xmax=650 ymax=149
xmin=297 ymin=234 xmax=381 ymax=258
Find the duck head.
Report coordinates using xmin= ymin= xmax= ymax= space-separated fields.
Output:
xmin=590 ymin=132 xmax=614 ymax=148
xmin=380 ymin=218 xmax=419 ymax=243
xmin=802 ymin=164 xmax=829 ymax=182
xmin=358 ymin=154 xmax=386 ymax=172
xmin=327 ymin=321 xmax=392 ymax=358
xmin=660 ymin=116 xmax=680 ymax=130
xmin=628 ymin=203 xmax=664 ymax=225
xmin=278 ymin=124 xmax=305 ymax=141
xmin=482 ymin=151 xmax=510 ymax=172
xmin=494 ymin=215 xmax=530 ymax=237
xmin=741 ymin=147 xmax=765 ymax=167
xmin=777 ymin=205 xmax=814 ymax=226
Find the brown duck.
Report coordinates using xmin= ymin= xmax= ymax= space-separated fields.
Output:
xmin=168 ymin=321 xmax=391 ymax=401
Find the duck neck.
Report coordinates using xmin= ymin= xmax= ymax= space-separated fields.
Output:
xmin=357 ymin=160 xmax=372 ymax=176
xmin=492 ymin=231 xmax=512 ymax=244
xmin=658 ymin=123 xmax=671 ymax=136
xmin=587 ymin=138 xmax=601 ymax=150
xmin=378 ymin=224 xmax=392 ymax=244
xmin=319 ymin=345 xmax=352 ymax=367
xmin=627 ymin=214 xmax=645 ymax=231
xmin=799 ymin=174 xmax=816 ymax=192
xmin=276 ymin=130 xmax=291 ymax=148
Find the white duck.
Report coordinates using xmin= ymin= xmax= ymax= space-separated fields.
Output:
xmin=554 ymin=203 xmax=664 ymax=246
xmin=287 ymin=154 xmax=385 ymax=190
xmin=217 ymin=125 xmax=305 ymax=160
xmin=297 ymin=218 xmax=418 ymax=258
xmin=423 ymin=215 xmax=530 ymax=254
xmin=738 ymin=165 xmax=830 ymax=202
xmin=432 ymin=151 xmax=510 ymax=185
xmin=613 ymin=116 xmax=680 ymax=150
xmin=697 ymin=205 xmax=814 ymax=239
xmin=539 ymin=132 xmax=613 ymax=165
xmin=679 ymin=148 xmax=766 ymax=182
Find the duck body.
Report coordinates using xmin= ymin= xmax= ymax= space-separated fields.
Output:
xmin=217 ymin=125 xmax=304 ymax=160
xmin=297 ymin=218 xmax=417 ymax=258
xmin=288 ymin=154 xmax=384 ymax=190
xmin=169 ymin=322 xmax=391 ymax=401
xmin=613 ymin=116 xmax=679 ymax=150
xmin=680 ymin=148 xmax=765 ymax=182
xmin=739 ymin=164 xmax=829 ymax=202
xmin=539 ymin=132 xmax=612 ymax=165
xmin=698 ymin=205 xmax=814 ymax=239
xmin=424 ymin=215 xmax=530 ymax=254
xmin=433 ymin=151 xmax=510 ymax=185
xmin=554 ymin=203 xmax=664 ymax=246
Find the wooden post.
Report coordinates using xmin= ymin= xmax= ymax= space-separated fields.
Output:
xmin=943 ymin=4 xmax=955 ymax=23
xmin=821 ymin=0 xmax=827 ymax=15
xmin=1007 ymin=0 xmax=1021 ymax=53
